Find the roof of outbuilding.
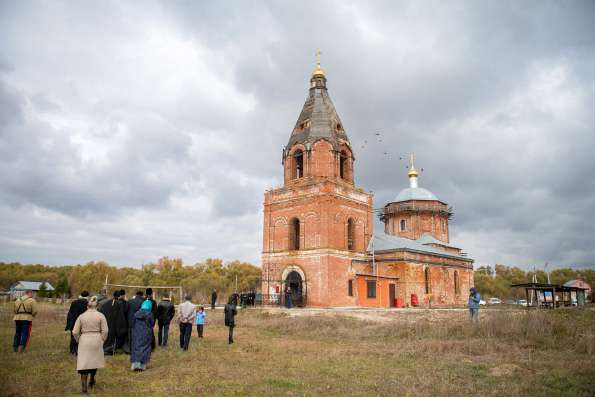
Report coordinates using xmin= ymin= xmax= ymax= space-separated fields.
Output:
xmin=11 ymin=281 xmax=55 ymax=291
xmin=564 ymin=279 xmax=591 ymax=288
xmin=367 ymin=232 xmax=471 ymax=261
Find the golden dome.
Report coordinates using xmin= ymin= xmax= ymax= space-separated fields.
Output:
xmin=312 ymin=65 xmax=325 ymax=77
xmin=408 ymin=166 xmax=418 ymax=178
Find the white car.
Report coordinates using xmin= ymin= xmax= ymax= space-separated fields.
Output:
xmin=488 ymin=297 xmax=501 ymax=305
xmin=479 ymin=299 xmax=487 ymax=305
xmin=517 ymin=299 xmax=528 ymax=306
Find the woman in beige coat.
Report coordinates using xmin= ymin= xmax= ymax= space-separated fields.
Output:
xmin=73 ymin=296 xmax=109 ymax=394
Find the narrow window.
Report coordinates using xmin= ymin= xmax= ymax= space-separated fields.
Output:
xmin=294 ymin=150 xmax=304 ymax=179
xmin=348 ymin=280 xmax=353 ymax=296
xmin=289 ymin=218 xmax=301 ymax=250
xmin=424 ymin=267 xmax=431 ymax=294
xmin=366 ymin=280 xmax=376 ymax=298
xmin=340 ymin=151 xmax=348 ymax=179
xmin=400 ymin=219 xmax=407 ymax=232
xmin=454 ymin=270 xmax=460 ymax=295
xmin=347 ymin=218 xmax=355 ymax=250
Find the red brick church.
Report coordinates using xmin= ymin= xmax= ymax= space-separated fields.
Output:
xmin=261 ymin=58 xmax=473 ymax=308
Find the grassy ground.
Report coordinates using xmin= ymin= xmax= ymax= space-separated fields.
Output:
xmin=0 ymin=304 xmax=594 ymax=397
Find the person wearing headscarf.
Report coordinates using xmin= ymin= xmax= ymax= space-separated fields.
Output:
xmin=65 ymin=291 xmax=89 ymax=355
xmin=145 ymin=288 xmax=158 ymax=351
xmin=130 ymin=299 xmax=154 ymax=371
xmin=99 ymin=290 xmax=128 ymax=355
xmin=72 ymin=296 xmax=108 ymax=394
xmin=224 ymin=295 xmax=238 ymax=344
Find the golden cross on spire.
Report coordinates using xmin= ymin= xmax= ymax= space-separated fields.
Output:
xmin=408 ymin=152 xmax=418 ymax=177
xmin=312 ymin=49 xmax=325 ymax=78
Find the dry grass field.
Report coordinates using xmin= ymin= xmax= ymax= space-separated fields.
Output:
xmin=0 ymin=303 xmax=594 ymax=396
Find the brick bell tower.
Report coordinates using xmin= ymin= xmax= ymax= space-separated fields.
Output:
xmin=261 ymin=53 xmax=373 ymax=307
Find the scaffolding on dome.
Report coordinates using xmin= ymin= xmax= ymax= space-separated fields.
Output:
xmin=378 ymin=203 xmax=453 ymax=223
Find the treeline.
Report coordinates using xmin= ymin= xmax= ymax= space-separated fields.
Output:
xmin=0 ymin=257 xmax=261 ymax=303
xmin=474 ymin=264 xmax=594 ymax=299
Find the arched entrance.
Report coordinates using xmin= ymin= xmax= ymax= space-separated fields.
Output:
xmin=283 ymin=269 xmax=306 ymax=307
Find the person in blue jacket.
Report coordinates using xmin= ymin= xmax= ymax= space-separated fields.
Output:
xmin=195 ymin=306 xmax=206 ymax=338
xmin=468 ymin=287 xmax=481 ymax=322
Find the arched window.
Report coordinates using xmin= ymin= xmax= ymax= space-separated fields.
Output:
xmin=339 ymin=151 xmax=348 ymax=180
xmin=289 ymin=218 xmax=300 ymax=250
xmin=424 ymin=267 xmax=431 ymax=294
xmin=454 ymin=270 xmax=460 ymax=295
xmin=294 ymin=150 xmax=304 ymax=179
xmin=400 ymin=219 xmax=407 ymax=232
xmin=347 ymin=218 xmax=355 ymax=250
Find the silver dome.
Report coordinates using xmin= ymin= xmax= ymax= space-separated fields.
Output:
xmin=394 ymin=187 xmax=439 ymax=202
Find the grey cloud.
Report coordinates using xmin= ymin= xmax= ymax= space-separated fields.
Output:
xmin=0 ymin=1 xmax=594 ymax=267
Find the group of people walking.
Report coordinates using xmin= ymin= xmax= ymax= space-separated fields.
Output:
xmin=64 ymin=288 xmax=169 ymax=392
xmin=14 ymin=288 xmax=238 ymax=394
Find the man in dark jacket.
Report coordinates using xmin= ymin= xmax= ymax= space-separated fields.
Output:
xmin=156 ymin=295 xmax=175 ymax=346
xmin=126 ymin=291 xmax=145 ymax=352
xmin=117 ymin=290 xmax=128 ymax=351
xmin=100 ymin=290 xmax=128 ymax=354
xmin=224 ymin=296 xmax=237 ymax=344
xmin=211 ymin=289 xmax=217 ymax=310
xmin=65 ymin=291 xmax=89 ymax=354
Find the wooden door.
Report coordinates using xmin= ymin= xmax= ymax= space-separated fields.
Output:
xmin=389 ymin=284 xmax=396 ymax=307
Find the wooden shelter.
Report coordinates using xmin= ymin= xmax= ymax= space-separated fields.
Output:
xmin=511 ymin=283 xmax=587 ymax=308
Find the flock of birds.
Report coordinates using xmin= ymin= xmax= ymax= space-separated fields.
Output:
xmin=358 ymin=131 xmax=424 ymax=173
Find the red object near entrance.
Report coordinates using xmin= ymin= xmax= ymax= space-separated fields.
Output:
xmin=411 ymin=293 xmax=419 ymax=307
xmin=395 ymin=298 xmax=404 ymax=308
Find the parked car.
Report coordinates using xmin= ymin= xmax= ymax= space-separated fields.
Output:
xmin=505 ymin=299 xmax=517 ymax=305
xmin=517 ymin=299 xmax=528 ymax=306
xmin=479 ymin=299 xmax=487 ymax=305
xmin=488 ymin=297 xmax=502 ymax=305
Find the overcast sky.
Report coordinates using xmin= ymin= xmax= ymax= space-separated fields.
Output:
xmin=1 ymin=1 xmax=594 ymax=269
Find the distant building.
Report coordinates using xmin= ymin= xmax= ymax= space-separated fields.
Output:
xmin=10 ymin=281 xmax=55 ymax=299
xmin=564 ymin=279 xmax=591 ymax=299
xmin=261 ymin=55 xmax=473 ymax=308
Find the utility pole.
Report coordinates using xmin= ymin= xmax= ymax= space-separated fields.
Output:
xmin=371 ymin=235 xmax=379 ymax=307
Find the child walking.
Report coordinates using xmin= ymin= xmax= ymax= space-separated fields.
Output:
xmin=195 ymin=306 xmax=206 ymax=338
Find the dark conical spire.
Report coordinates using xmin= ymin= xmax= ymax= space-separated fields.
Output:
xmin=286 ymin=52 xmax=350 ymax=151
